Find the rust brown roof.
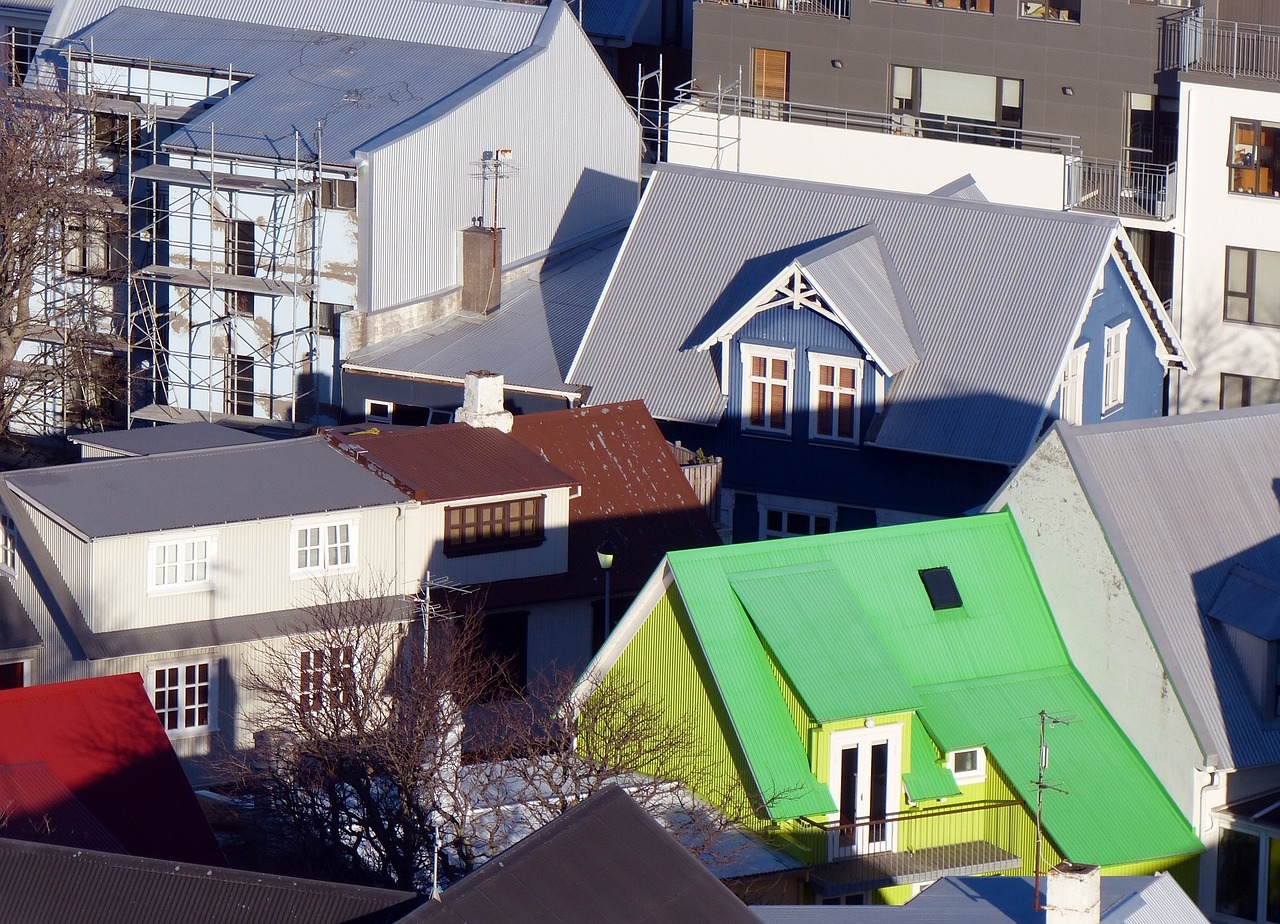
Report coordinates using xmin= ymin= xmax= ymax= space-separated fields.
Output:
xmin=323 ymin=423 xmax=577 ymax=503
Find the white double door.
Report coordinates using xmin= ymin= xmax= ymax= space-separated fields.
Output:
xmin=828 ymin=724 xmax=902 ymax=858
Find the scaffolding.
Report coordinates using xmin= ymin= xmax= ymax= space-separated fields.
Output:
xmin=52 ymin=44 xmax=323 ymax=429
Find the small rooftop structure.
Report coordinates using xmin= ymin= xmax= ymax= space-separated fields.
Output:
xmin=68 ymin=421 xmax=270 ymax=459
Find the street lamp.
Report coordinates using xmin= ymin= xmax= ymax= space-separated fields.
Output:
xmin=596 ymin=540 xmax=616 ymax=636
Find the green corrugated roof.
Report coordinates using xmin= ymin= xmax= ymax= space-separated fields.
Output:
xmin=663 ymin=512 xmax=1200 ymax=863
xmin=903 ymin=714 xmax=960 ymax=802
xmin=728 ymin=564 xmax=917 ymax=722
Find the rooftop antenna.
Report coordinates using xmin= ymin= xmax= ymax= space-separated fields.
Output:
xmin=469 ymin=149 xmax=518 ymax=266
xmin=1030 ymin=709 xmax=1074 ymax=911
xmin=415 ymin=571 xmax=475 ymax=664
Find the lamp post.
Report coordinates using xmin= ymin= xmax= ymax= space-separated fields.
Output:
xmin=596 ymin=540 xmax=616 ymax=636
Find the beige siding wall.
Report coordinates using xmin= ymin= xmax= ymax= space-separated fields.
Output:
xmin=22 ymin=502 xmax=92 ymax=617
xmin=85 ymin=504 xmax=407 ymax=632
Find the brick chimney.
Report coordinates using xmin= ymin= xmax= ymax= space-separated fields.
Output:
xmin=455 ymin=371 xmax=512 ymax=433
xmin=1045 ymin=862 xmax=1100 ymax=924
xmin=460 ymin=225 xmax=502 ymax=315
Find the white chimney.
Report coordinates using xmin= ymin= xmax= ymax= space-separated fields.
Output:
xmin=455 ymin=370 xmax=513 ymax=433
xmin=1045 ymin=862 xmax=1101 ymax=924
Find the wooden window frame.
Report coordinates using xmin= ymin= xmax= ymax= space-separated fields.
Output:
xmin=809 ymin=353 xmax=863 ymax=444
xmin=443 ymin=496 xmax=546 ymax=557
xmin=299 ymin=646 xmax=355 ymax=715
xmin=1230 ymin=119 xmax=1280 ymax=197
xmin=741 ymin=344 xmax=794 ymax=436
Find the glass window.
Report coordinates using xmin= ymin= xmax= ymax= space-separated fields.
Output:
xmin=299 ymin=646 xmax=354 ymax=714
xmin=0 ymin=512 xmax=14 ymax=573
xmin=149 ymin=537 xmax=212 ymax=592
xmin=294 ymin=521 xmax=355 ymax=574
xmin=1102 ymin=322 xmax=1129 ymax=412
xmin=1222 ymin=374 xmax=1280 ymax=410
xmin=811 ymin=355 xmax=862 ymax=442
xmin=1019 ymin=0 xmax=1080 ymax=21
xmin=1217 ymin=828 xmax=1260 ymax=919
xmin=1225 ymin=247 xmax=1280 ymax=327
xmin=444 ymin=497 xmax=546 ymax=556
xmin=763 ymin=507 xmax=832 ymax=538
xmin=152 ymin=662 xmax=212 ymax=732
xmin=742 ymin=346 xmax=793 ymax=435
xmin=1230 ymin=120 xmax=1280 ymax=197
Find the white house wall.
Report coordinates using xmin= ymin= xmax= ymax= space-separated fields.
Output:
xmin=664 ymin=103 xmax=1068 ymax=212
xmin=84 ymin=504 xmax=406 ymax=632
xmin=987 ymin=431 xmax=1202 ymax=819
xmin=359 ymin=8 xmax=639 ymax=317
xmin=1174 ymin=78 xmax=1280 ymax=412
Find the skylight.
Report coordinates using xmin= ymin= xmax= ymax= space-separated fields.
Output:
xmin=919 ymin=567 xmax=963 ymax=611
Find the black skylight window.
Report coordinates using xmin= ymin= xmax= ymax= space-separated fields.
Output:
xmin=919 ymin=567 xmax=963 ymax=611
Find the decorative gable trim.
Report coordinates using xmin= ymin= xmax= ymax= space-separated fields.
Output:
xmin=1111 ymin=230 xmax=1193 ymax=373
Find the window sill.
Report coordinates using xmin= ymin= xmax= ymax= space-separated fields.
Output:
xmin=1223 ymin=317 xmax=1280 ymax=331
xmin=164 ymin=725 xmax=216 ymax=740
xmin=1228 ymin=189 xmax=1280 ymax=199
xmin=291 ymin=565 xmax=358 ymax=581
xmin=740 ymin=428 xmax=793 ymax=441
xmin=809 ymin=436 xmax=862 ymax=451
xmin=443 ymin=536 xmax=547 ymax=558
xmin=147 ymin=582 xmax=215 ymax=597
xmin=1100 ymin=404 xmax=1125 ymax=419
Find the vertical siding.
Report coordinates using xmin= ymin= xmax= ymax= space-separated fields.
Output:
xmin=362 ymin=9 xmax=639 ymax=311
xmin=22 ymin=504 xmax=92 ymax=624
xmin=88 ymin=506 xmax=404 ymax=632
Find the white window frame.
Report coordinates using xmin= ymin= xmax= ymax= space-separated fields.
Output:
xmin=291 ymin=518 xmax=357 ymax=578
xmin=947 ymin=747 xmax=987 ymax=785
xmin=809 ymin=352 xmax=864 ymax=444
xmin=0 ymin=511 xmax=16 ymax=575
xmin=1059 ymin=343 xmax=1089 ymax=426
xmin=0 ymin=659 xmax=30 ymax=689
xmin=1102 ymin=321 xmax=1130 ymax=413
xmin=146 ymin=534 xmax=215 ymax=595
xmin=759 ymin=494 xmax=837 ymax=540
xmin=365 ymin=399 xmax=394 ymax=423
xmin=149 ymin=659 xmax=216 ymax=736
xmin=741 ymin=344 xmax=795 ymax=436
xmin=298 ymin=644 xmax=356 ymax=714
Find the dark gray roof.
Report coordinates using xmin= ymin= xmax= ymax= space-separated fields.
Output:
xmin=69 ymin=421 xmax=269 ymax=456
xmin=3 ymin=437 xmax=406 ymax=540
xmin=347 ymin=234 xmax=620 ymax=394
xmin=750 ymin=873 xmax=1206 ymax=923
xmin=581 ymin=0 xmax=654 ymax=42
xmin=1209 ymin=566 xmax=1280 ymax=641
xmin=0 ymin=836 xmax=420 ymax=924
xmin=406 ymin=786 xmax=760 ymax=923
xmin=1058 ymin=405 xmax=1280 ymax=769
xmin=56 ymin=7 xmax=514 ymax=163
xmin=570 ymin=165 xmax=1135 ymax=465
xmin=930 ymin=174 xmax=990 ymax=202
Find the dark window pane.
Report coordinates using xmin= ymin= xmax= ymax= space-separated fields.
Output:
xmin=1216 ymin=829 xmax=1259 ymax=919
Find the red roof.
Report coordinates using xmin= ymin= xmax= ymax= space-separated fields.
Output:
xmin=323 ymin=423 xmax=577 ymax=502
xmin=0 ymin=763 xmax=126 ymax=852
xmin=0 ymin=674 xmax=223 ymax=864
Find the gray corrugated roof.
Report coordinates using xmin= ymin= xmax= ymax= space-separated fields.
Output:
xmin=347 ymin=233 xmax=620 ymax=392
xmin=1059 ymin=405 xmax=1280 ymax=770
xmin=1208 ymin=566 xmax=1280 ymax=641
xmin=795 ymin=227 xmax=921 ymax=376
xmin=580 ymin=0 xmax=653 ymax=42
xmin=570 ymin=165 xmax=1121 ymax=465
xmin=3 ymin=437 xmax=406 ymax=539
xmin=930 ymin=174 xmax=990 ymax=202
xmin=69 ymin=421 xmax=269 ymax=456
xmin=45 ymin=0 xmax=543 ymax=58
xmin=0 ymin=836 xmax=420 ymax=924
xmin=55 ymin=8 xmax=512 ymax=164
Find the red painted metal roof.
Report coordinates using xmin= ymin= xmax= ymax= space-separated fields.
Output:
xmin=0 ymin=763 xmax=126 ymax=853
xmin=324 ymin=423 xmax=577 ymax=503
xmin=0 ymin=674 xmax=223 ymax=865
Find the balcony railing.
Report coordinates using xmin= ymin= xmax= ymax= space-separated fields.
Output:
xmin=797 ymin=800 xmax=1024 ymax=891
xmin=728 ymin=0 xmax=850 ymax=18
xmin=1067 ymin=157 xmax=1177 ymax=222
xmin=1164 ymin=9 xmax=1280 ymax=82
xmin=671 ymin=84 xmax=1080 ymax=156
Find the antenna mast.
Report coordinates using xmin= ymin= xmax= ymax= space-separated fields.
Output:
xmin=1032 ymin=709 xmax=1073 ymax=911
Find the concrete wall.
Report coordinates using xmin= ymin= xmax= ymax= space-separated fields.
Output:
xmin=987 ymin=430 xmax=1202 ymax=819
xmin=691 ymin=0 xmax=1178 ymax=161
xmin=665 ymin=101 xmax=1069 ymax=209
xmin=1172 ymin=76 xmax=1280 ymax=412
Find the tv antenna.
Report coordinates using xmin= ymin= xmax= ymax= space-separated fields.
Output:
xmin=1029 ymin=709 xmax=1074 ymax=911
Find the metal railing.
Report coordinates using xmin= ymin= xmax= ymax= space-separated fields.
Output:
xmin=732 ymin=0 xmax=850 ymax=17
xmin=671 ymin=83 xmax=1080 ymax=155
xmin=1067 ymin=157 xmax=1177 ymax=221
xmin=1164 ymin=9 xmax=1280 ymax=82
xmin=800 ymin=799 xmax=1023 ymax=864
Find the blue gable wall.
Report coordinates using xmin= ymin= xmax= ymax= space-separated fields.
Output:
xmin=661 ymin=302 xmax=1010 ymax=539
xmin=1060 ymin=256 xmax=1165 ymax=426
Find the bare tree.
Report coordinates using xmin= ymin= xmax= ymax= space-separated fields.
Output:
xmin=0 ymin=85 xmax=126 ymax=447
xmin=226 ymin=583 xmax=775 ymax=892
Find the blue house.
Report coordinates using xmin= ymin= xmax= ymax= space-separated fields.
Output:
xmin=568 ymin=165 xmax=1189 ymax=541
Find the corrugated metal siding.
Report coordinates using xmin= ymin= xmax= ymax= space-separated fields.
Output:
xmin=572 ymin=166 xmax=1115 ymax=463
xmin=47 ymin=0 xmax=543 ymax=56
xmin=19 ymin=502 xmax=92 ymax=626
xmin=362 ymin=8 xmax=638 ymax=312
xmin=1061 ymin=406 xmax=1280 ymax=770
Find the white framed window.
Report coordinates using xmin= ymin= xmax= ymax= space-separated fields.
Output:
xmin=151 ymin=660 xmax=214 ymax=734
xmin=741 ymin=345 xmax=794 ymax=435
xmin=147 ymin=535 xmax=215 ymax=594
xmin=947 ymin=747 xmax=986 ymax=784
xmin=1102 ymin=321 xmax=1130 ymax=413
xmin=299 ymin=645 xmax=355 ymax=714
xmin=365 ymin=399 xmax=394 ymax=423
xmin=0 ymin=512 xmax=15 ymax=574
xmin=292 ymin=520 xmax=356 ymax=577
xmin=1059 ymin=343 xmax=1089 ymax=426
xmin=809 ymin=353 xmax=863 ymax=443
xmin=320 ymin=178 xmax=357 ymax=211
xmin=759 ymin=495 xmax=837 ymax=540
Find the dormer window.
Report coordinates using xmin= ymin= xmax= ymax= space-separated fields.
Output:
xmin=919 ymin=567 xmax=962 ymax=611
xmin=1208 ymin=566 xmax=1280 ymax=720
xmin=741 ymin=345 xmax=794 ymax=436
xmin=444 ymin=496 xmax=545 ymax=557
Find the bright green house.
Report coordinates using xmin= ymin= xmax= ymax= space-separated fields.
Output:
xmin=580 ymin=512 xmax=1202 ymax=904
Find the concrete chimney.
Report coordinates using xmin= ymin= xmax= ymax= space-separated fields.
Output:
xmin=460 ymin=226 xmax=502 ymax=315
xmin=1045 ymin=862 xmax=1101 ymax=924
xmin=455 ymin=371 xmax=512 ymax=433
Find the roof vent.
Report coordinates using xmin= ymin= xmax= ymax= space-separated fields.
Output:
xmin=919 ymin=567 xmax=962 ymax=611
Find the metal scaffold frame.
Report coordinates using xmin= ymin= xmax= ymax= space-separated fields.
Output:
xmin=57 ymin=42 xmax=322 ymax=429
